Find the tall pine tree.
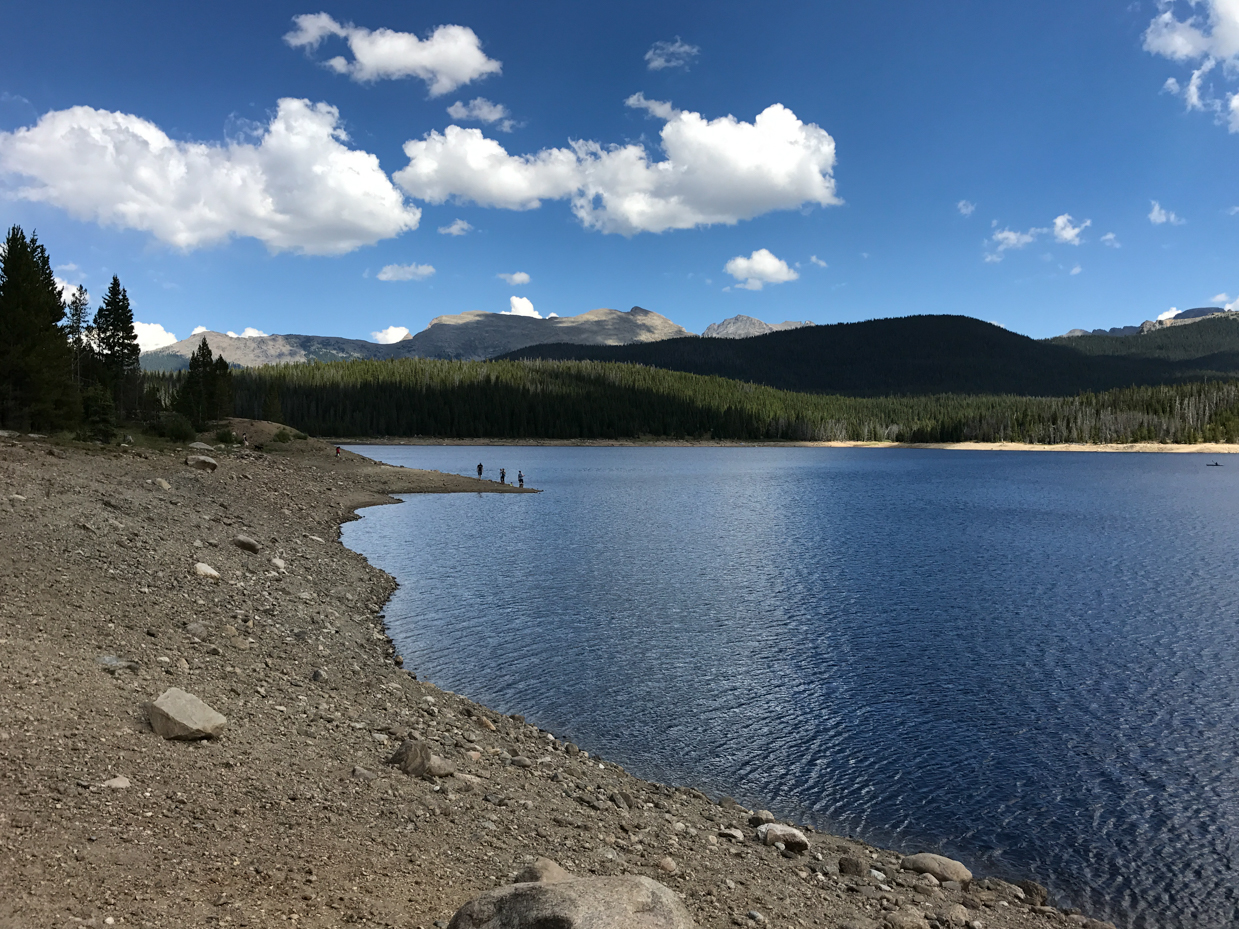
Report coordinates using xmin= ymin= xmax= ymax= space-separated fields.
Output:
xmin=0 ymin=226 xmax=79 ymax=431
xmin=65 ymin=285 xmax=90 ymax=387
xmin=175 ymin=337 xmax=232 ymax=428
xmin=92 ymin=275 xmax=140 ymax=414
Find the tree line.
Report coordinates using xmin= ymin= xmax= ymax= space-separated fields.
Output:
xmin=155 ymin=355 xmax=1239 ymax=445
xmin=0 ymin=225 xmax=233 ymax=439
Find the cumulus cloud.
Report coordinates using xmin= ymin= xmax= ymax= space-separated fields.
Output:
xmin=1053 ymin=213 xmax=1091 ymax=245
xmin=55 ymin=277 xmax=82 ymax=303
xmin=393 ymin=96 xmax=840 ymax=235
xmin=645 ymin=37 xmax=700 ymax=71
xmin=1145 ymin=2 xmax=1239 ymax=130
xmin=438 ymin=218 xmax=473 ymax=235
xmin=498 ymin=271 xmax=530 ymax=285
xmin=283 ymin=13 xmax=500 ymax=96
xmin=957 ymin=200 xmax=976 ymax=216
xmin=1213 ymin=292 xmax=1233 ymax=302
xmin=447 ymin=97 xmax=515 ymax=132
xmin=371 ymin=325 xmax=410 ymax=343
xmin=984 ymin=226 xmax=1047 ymax=262
xmin=377 ymin=262 xmax=435 ymax=281
xmin=0 ymin=98 xmax=420 ymax=255
xmin=192 ymin=325 xmax=208 ymax=335
xmin=809 ymin=255 xmax=827 ymax=267
xmin=502 ymin=295 xmax=540 ymax=317
xmin=1149 ymin=200 xmax=1185 ymax=225
xmin=1158 ymin=307 xmax=1180 ymax=321
xmin=1070 ymin=264 xmax=1083 ymax=275
xmin=226 ymin=327 xmax=268 ymax=338
xmin=724 ymin=248 xmax=799 ymax=291
xmin=134 ymin=321 xmax=179 ymax=351
xmin=1101 ymin=232 xmax=1121 ymax=248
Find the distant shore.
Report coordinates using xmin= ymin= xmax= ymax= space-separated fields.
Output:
xmin=337 ymin=436 xmax=1239 ymax=454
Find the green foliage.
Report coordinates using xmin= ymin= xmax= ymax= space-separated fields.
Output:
xmin=203 ymin=356 xmax=1239 ymax=445
xmin=1048 ymin=317 xmax=1239 ymax=363
xmin=174 ymin=337 xmax=234 ymax=428
xmin=273 ymin=428 xmax=292 ymax=443
xmin=65 ymin=285 xmax=90 ymax=387
xmin=214 ymin=428 xmax=239 ymax=444
xmin=261 ymin=384 xmax=283 ymax=424
xmin=293 ymin=430 xmax=308 ymax=440
xmin=150 ymin=411 xmax=196 ymax=443
xmin=92 ymin=275 xmax=141 ymax=413
xmin=79 ymin=384 xmax=117 ymax=442
xmin=0 ymin=226 xmax=80 ymax=431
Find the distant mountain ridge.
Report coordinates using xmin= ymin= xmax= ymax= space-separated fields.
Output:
xmin=141 ymin=306 xmax=690 ymax=370
xmin=701 ymin=315 xmax=814 ymax=339
xmin=1061 ymin=307 xmax=1234 ymax=338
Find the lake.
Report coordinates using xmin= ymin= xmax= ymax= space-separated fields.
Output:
xmin=339 ymin=445 xmax=1239 ymax=929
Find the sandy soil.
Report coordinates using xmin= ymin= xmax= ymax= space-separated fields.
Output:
xmin=347 ymin=436 xmax=1239 ymax=454
xmin=0 ymin=420 xmax=1116 ymax=929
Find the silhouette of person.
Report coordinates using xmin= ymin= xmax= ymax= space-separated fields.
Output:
xmin=499 ymin=468 xmax=506 ymax=484
xmin=518 ymin=470 xmax=524 ymax=488
xmin=335 ymin=446 xmax=341 ymax=457
xmin=477 ymin=462 xmax=483 ymax=479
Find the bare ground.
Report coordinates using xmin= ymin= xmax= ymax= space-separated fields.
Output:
xmin=0 ymin=420 xmax=1115 ymax=929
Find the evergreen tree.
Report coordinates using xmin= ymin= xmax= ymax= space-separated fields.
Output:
xmin=65 ymin=285 xmax=90 ymax=387
xmin=92 ymin=275 xmax=140 ymax=413
xmin=0 ymin=226 xmax=79 ymax=431
xmin=261 ymin=383 xmax=283 ymax=424
xmin=212 ymin=355 xmax=234 ymax=421
xmin=175 ymin=337 xmax=214 ymax=429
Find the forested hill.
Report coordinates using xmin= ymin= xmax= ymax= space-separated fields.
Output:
xmin=1048 ymin=315 xmax=1239 ymax=363
xmin=497 ymin=315 xmax=1190 ymax=397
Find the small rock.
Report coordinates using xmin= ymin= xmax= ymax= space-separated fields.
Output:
xmin=884 ymin=906 xmax=930 ymax=929
xmin=943 ymin=904 xmax=970 ymax=925
xmin=389 ymin=739 xmax=432 ymax=777
xmin=841 ymin=919 xmax=882 ymax=929
xmin=185 ymin=621 xmax=207 ymax=639
xmin=312 ymin=668 xmax=328 ymax=682
xmin=749 ymin=810 xmax=776 ymax=826
xmin=515 ymin=858 xmax=572 ymax=884
xmin=193 ymin=562 xmax=220 ymax=579
xmin=205 ymin=644 xmax=223 ymax=656
xmin=756 ymin=823 xmax=809 ymax=853
xmin=478 ymin=717 xmax=497 ymax=732
xmin=102 ymin=776 xmax=130 ymax=789
xmin=747 ymin=911 xmax=765 ymax=923
xmin=351 ymin=766 xmax=376 ymax=780
xmin=658 ymin=856 xmax=677 ymax=874
xmin=271 ymin=557 xmax=286 ymax=570
xmin=148 ymin=687 xmax=227 ymax=740
xmin=232 ymin=534 xmax=261 ymax=554
xmin=96 ymin=655 xmax=139 ymax=674
xmin=308 ymin=535 xmax=324 ymax=543
xmin=176 ymin=657 xmax=190 ymax=671
xmin=185 ymin=455 xmax=217 ymax=472
xmin=465 ymin=750 xmax=482 ymax=762
xmin=189 ymin=441 xmax=215 ymax=451
xmin=426 ymin=755 xmax=456 ymax=778
xmin=718 ymin=828 xmax=744 ymax=842
xmin=154 ymin=478 xmax=171 ymax=491
xmin=901 ymin=853 xmax=973 ymax=885
xmin=511 ymin=756 xmax=533 ymax=768
xmin=1015 ymin=880 xmax=1049 ymax=907
xmin=839 ymin=856 xmax=867 ymax=876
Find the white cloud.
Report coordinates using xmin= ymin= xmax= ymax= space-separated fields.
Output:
xmin=724 ymin=248 xmax=799 ymax=291
xmin=371 ymin=325 xmax=410 ymax=343
xmin=1213 ymin=292 xmax=1232 ymax=302
xmin=1158 ymin=307 xmax=1179 ymax=321
xmin=377 ymin=262 xmax=435 ymax=281
xmin=192 ymin=325 xmax=208 ymax=335
xmin=54 ymin=277 xmax=82 ymax=303
xmin=438 ymin=218 xmax=473 ymax=235
xmin=394 ymin=96 xmax=840 ymax=235
xmin=0 ymin=98 xmax=420 ymax=255
xmin=1145 ymin=2 xmax=1239 ymax=130
xmin=225 ymin=327 xmax=268 ymax=338
xmin=498 ymin=271 xmax=530 ymax=285
xmin=447 ymin=97 xmax=515 ymax=132
xmin=1101 ymin=232 xmax=1121 ymax=248
xmin=134 ymin=321 xmax=178 ymax=351
xmin=645 ymin=37 xmax=700 ymax=71
xmin=809 ymin=255 xmax=828 ymax=267
xmin=957 ymin=200 xmax=976 ymax=216
xmin=1052 ymin=213 xmax=1091 ymax=245
xmin=1070 ymin=264 xmax=1082 ymax=276
xmin=502 ymin=295 xmax=540 ymax=317
xmin=1149 ymin=200 xmax=1186 ymax=225
xmin=985 ymin=225 xmax=1047 ymax=261
xmin=283 ymin=14 xmax=500 ymax=96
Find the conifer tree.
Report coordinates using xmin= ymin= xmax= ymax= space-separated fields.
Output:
xmin=65 ymin=285 xmax=90 ymax=387
xmin=0 ymin=226 xmax=79 ymax=431
xmin=92 ymin=275 xmax=140 ymax=413
xmin=175 ymin=337 xmax=214 ymax=429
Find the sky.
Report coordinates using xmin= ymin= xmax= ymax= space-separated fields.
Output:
xmin=2 ymin=1 xmax=1239 ymax=349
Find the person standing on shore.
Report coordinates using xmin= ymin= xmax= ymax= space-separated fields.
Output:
xmin=477 ymin=462 xmax=483 ymax=479
xmin=518 ymin=470 xmax=524 ymax=488
xmin=499 ymin=468 xmax=506 ymax=484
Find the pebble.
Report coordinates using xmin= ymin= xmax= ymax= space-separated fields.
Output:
xmin=511 ymin=756 xmax=532 ymax=768
xmin=185 ymin=621 xmax=207 ymax=639
xmin=658 ymin=856 xmax=677 ymax=874
xmin=193 ymin=562 xmax=220 ymax=579
xmin=232 ymin=534 xmax=261 ymax=554
xmin=154 ymin=478 xmax=171 ymax=491
xmin=102 ymin=776 xmax=130 ymax=789
xmin=271 ymin=557 xmax=286 ymax=570
xmin=312 ymin=668 xmax=328 ymax=682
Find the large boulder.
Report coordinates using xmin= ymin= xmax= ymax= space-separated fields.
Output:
xmin=148 ymin=688 xmax=227 ymax=740
xmin=448 ymin=875 xmax=695 ymax=929
xmin=389 ymin=739 xmax=431 ymax=777
xmin=901 ymin=853 xmax=972 ymax=885
xmin=756 ymin=822 xmax=809 ymax=853
xmin=185 ymin=455 xmax=217 ymax=472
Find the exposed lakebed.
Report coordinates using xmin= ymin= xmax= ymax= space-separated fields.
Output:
xmin=341 ymin=445 xmax=1239 ymax=929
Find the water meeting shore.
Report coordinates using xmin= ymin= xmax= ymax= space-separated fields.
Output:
xmin=0 ymin=420 xmax=1119 ymax=929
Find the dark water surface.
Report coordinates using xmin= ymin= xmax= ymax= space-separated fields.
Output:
xmin=340 ymin=446 xmax=1239 ymax=928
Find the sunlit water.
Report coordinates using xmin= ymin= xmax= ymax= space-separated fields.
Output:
xmin=340 ymin=445 xmax=1239 ymax=929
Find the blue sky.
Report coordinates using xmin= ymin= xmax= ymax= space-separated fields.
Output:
xmin=1 ymin=1 xmax=1238 ymax=347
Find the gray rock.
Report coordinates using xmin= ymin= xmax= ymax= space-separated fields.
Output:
xmin=185 ymin=621 xmax=208 ymax=639
xmin=514 ymin=858 xmax=572 ymax=884
xmin=718 ymin=828 xmax=744 ymax=842
xmin=943 ymin=904 xmax=970 ymax=925
xmin=884 ymin=907 xmax=929 ymax=929
xmin=351 ymin=766 xmax=376 ymax=781
xmin=389 ymin=739 xmax=432 ymax=777
xmin=312 ymin=668 xmax=328 ymax=682
xmin=448 ymin=875 xmax=695 ymax=929
xmin=185 ymin=455 xmax=217 ymax=472
xmin=1015 ymin=880 xmax=1049 ymax=906
xmin=148 ymin=687 xmax=227 ymax=740
xmin=756 ymin=823 xmax=809 ymax=853
xmin=232 ymin=534 xmax=261 ymax=554
xmin=748 ymin=810 xmax=775 ymax=826
xmin=510 ymin=755 xmax=533 ymax=768
xmin=193 ymin=562 xmax=220 ymax=579
xmin=189 ymin=442 xmax=215 ymax=451
xmin=96 ymin=655 xmax=139 ymax=674
xmin=155 ymin=478 xmax=172 ymax=491
xmin=839 ymin=856 xmax=867 ymax=876
xmin=901 ymin=854 xmax=972 ymax=885
xmin=658 ymin=856 xmax=677 ymax=874
xmin=426 ymin=755 xmax=456 ymax=778
xmin=841 ymin=919 xmax=881 ymax=929
xmin=102 ymin=775 xmax=131 ymax=789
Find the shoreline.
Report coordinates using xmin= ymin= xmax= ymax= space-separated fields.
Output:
xmin=0 ymin=420 xmax=1117 ymax=929
xmin=336 ymin=435 xmax=1239 ymax=454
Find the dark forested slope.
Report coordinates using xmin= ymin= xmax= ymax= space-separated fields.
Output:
xmin=499 ymin=315 xmax=1176 ymax=396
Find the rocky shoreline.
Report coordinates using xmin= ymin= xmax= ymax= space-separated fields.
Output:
xmin=0 ymin=421 xmax=1119 ymax=929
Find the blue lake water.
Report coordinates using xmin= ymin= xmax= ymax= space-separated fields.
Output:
xmin=340 ymin=445 xmax=1239 ymax=929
